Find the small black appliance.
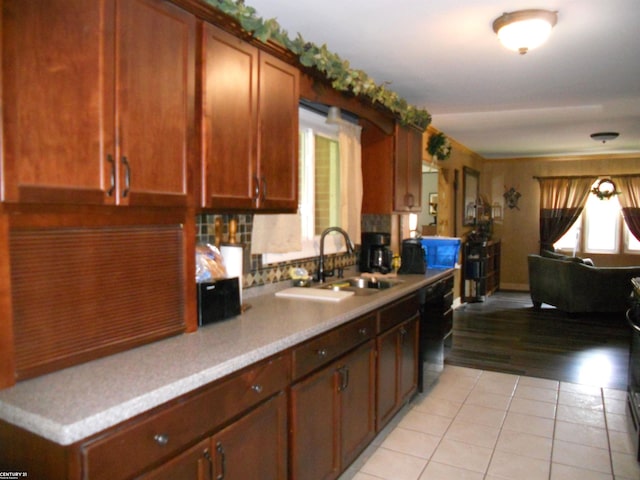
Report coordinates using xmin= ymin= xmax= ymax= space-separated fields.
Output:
xmin=197 ymin=277 xmax=241 ymax=326
xmin=398 ymin=238 xmax=427 ymax=274
xmin=359 ymin=232 xmax=393 ymax=274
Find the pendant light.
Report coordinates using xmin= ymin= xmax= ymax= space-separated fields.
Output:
xmin=493 ymin=9 xmax=558 ymax=55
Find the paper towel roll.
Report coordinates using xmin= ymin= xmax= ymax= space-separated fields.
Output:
xmin=220 ymin=245 xmax=244 ymax=304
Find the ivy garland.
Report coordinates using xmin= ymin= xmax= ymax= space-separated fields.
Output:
xmin=206 ymin=0 xmax=432 ymax=130
xmin=426 ymin=132 xmax=452 ymax=161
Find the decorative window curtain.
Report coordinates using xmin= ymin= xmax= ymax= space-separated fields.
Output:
xmin=612 ymin=175 xmax=640 ymax=242
xmin=338 ymin=121 xmax=363 ymax=243
xmin=536 ymin=176 xmax=596 ymax=253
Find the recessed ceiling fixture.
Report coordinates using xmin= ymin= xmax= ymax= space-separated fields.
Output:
xmin=493 ymin=9 xmax=558 ymax=55
xmin=590 ymin=132 xmax=620 ymax=143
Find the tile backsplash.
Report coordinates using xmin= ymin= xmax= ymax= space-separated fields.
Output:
xmin=196 ymin=214 xmax=359 ymax=290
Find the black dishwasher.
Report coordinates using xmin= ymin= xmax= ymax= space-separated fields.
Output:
xmin=418 ymin=273 xmax=454 ymax=391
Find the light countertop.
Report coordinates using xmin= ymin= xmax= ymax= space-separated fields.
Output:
xmin=0 ymin=269 xmax=453 ymax=446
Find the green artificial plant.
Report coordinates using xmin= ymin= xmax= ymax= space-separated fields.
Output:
xmin=206 ymin=0 xmax=432 ymax=130
xmin=427 ymin=132 xmax=452 ymax=161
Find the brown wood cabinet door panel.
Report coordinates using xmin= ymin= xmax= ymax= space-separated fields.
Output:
xmin=378 ymin=294 xmax=420 ymax=334
xmin=211 ymin=393 xmax=287 ymax=480
xmin=340 ymin=341 xmax=376 ymax=469
xmin=257 ymin=53 xmax=299 ymax=211
xmin=201 ymin=23 xmax=258 ymax=209
xmin=292 ymin=313 xmax=376 ymax=381
xmin=1 ymin=0 xmax=115 ymax=205
xmin=141 ymin=439 xmax=211 ymax=480
xmin=399 ymin=316 xmax=419 ymax=404
xmin=290 ymin=364 xmax=340 ymax=480
xmin=115 ymin=0 xmax=195 ymax=206
xmin=376 ymin=327 xmax=399 ymax=431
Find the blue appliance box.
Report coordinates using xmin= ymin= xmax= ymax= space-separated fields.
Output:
xmin=421 ymin=237 xmax=461 ymax=269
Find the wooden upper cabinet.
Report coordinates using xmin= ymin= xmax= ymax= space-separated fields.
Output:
xmin=201 ymin=23 xmax=298 ymax=212
xmin=361 ymin=120 xmax=423 ymax=214
xmin=115 ymin=0 xmax=195 ymax=207
xmin=256 ymin=53 xmax=299 ymax=211
xmin=200 ymin=24 xmax=259 ymax=210
xmin=1 ymin=0 xmax=195 ymax=207
xmin=393 ymin=124 xmax=423 ymax=212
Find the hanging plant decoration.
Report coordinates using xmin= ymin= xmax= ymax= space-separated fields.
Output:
xmin=206 ymin=0 xmax=431 ymax=130
xmin=591 ymin=178 xmax=621 ymax=200
xmin=426 ymin=132 xmax=452 ymax=161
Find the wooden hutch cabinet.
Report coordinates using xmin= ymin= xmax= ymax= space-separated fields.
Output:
xmin=200 ymin=23 xmax=299 ymax=212
xmin=2 ymin=0 xmax=196 ymax=207
xmin=361 ymin=120 xmax=423 ymax=214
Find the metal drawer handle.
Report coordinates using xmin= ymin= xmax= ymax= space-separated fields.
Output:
xmin=121 ymin=156 xmax=131 ymax=198
xmin=251 ymin=384 xmax=263 ymax=394
xmin=317 ymin=348 xmax=328 ymax=358
xmin=358 ymin=327 xmax=368 ymax=336
xmin=153 ymin=433 xmax=169 ymax=446
xmin=106 ymin=154 xmax=116 ymax=196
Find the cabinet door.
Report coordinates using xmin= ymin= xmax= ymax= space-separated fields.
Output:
xmin=210 ymin=393 xmax=287 ymax=480
xmin=398 ymin=316 xmax=419 ymax=404
xmin=339 ymin=341 xmax=376 ymax=469
xmin=141 ymin=439 xmax=212 ymax=480
xmin=376 ymin=316 xmax=419 ymax=431
xmin=115 ymin=0 xmax=195 ymax=207
xmin=290 ymin=362 xmax=340 ymax=480
xmin=257 ymin=53 xmax=299 ymax=211
xmin=201 ymin=23 xmax=258 ymax=210
xmin=393 ymin=125 xmax=422 ymax=212
xmin=2 ymin=0 xmax=115 ymax=205
xmin=376 ymin=325 xmax=399 ymax=430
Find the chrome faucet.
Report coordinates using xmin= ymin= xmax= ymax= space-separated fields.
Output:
xmin=317 ymin=227 xmax=355 ymax=283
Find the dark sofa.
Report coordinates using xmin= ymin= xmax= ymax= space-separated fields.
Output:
xmin=528 ymin=252 xmax=640 ymax=313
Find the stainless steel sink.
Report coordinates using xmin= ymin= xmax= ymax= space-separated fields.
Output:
xmin=317 ymin=277 xmax=403 ymax=296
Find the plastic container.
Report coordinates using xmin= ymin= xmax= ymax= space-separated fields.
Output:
xmin=421 ymin=236 xmax=461 ymax=269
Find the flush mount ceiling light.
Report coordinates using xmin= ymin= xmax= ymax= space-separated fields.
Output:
xmin=493 ymin=9 xmax=558 ymax=55
xmin=590 ymin=132 xmax=620 ymax=143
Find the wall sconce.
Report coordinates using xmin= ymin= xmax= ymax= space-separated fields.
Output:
xmin=492 ymin=202 xmax=503 ymax=221
xmin=493 ymin=9 xmax=558 ymax=55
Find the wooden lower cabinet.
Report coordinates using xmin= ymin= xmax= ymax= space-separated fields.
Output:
xmin=290 ymin=340 xmax=376 ymax=480
xmin=142 ymin=393 xmax=287 ymax=480
xmin=376 ymin=314 xmax=420 ymax=431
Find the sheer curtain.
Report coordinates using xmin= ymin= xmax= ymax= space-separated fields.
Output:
xmin=536 ymin=176 xmax=596 ymax=253
xmin=338 ymin=121 xmax=363 ymax=243
xmin=613 ymin=175 xmax=640 ymax=242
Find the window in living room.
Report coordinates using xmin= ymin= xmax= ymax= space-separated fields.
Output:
xmin=555 ymin=179 xmax=640 ymax=255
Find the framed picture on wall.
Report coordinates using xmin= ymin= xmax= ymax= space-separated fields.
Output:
xmin=429 ymin=192 xmax=438 ymax=216
xmin=463 ymin=166 xmax=480 ymax=226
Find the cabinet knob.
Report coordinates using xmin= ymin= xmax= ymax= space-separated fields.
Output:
xmin=358 ymin=327 xmax=368 ymax=336
xmin=317 ymin=348 xmax=328 ymax=358
xmin=153 ymin=433 xmax=169 ymax=446
xmin=251 ymin=384 xmax=263 ymax=394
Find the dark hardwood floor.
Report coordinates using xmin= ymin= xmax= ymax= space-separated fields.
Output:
xmin=446 ymin=291 xmax=632 ymax=390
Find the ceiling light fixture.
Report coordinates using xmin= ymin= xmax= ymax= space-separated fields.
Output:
xmin=590 ymin=132 xmax=619 ymax=143
xmin=493 ymin=9 xmax=558 ymax=55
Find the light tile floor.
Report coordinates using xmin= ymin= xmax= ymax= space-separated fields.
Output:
xmin=338 ymin=365 xmax=640 ymax=480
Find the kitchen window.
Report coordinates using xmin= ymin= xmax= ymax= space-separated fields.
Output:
xmin=261 ymin=107 xmax=344 ymax=264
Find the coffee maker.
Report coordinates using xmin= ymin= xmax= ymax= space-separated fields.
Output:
xmin=359 ymin=232 xmax=393 ymax=274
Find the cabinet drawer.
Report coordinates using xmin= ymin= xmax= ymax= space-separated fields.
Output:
xmin=81 ymin=354 xmax=289 ymax=480
xmin=292 ymin=313 xmax=376 ymax=381
xmin=378 ymin=294 xmax=420 ymax=333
